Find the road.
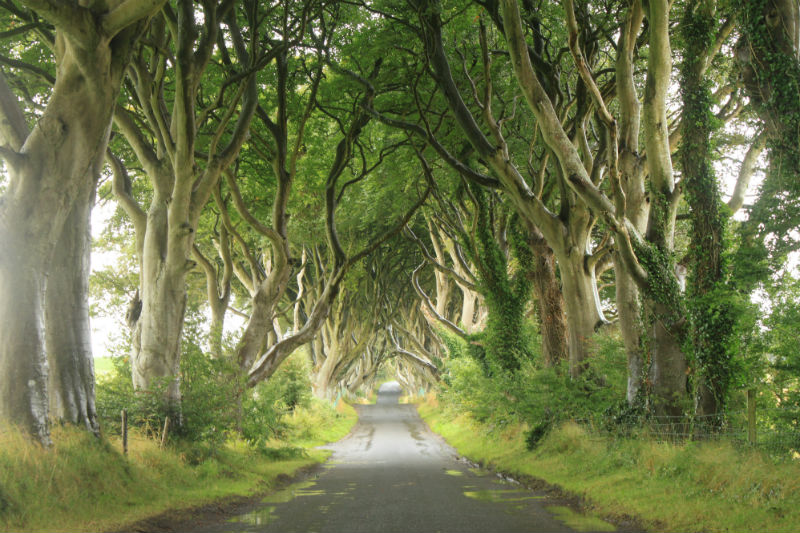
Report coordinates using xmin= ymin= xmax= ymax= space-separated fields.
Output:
xmin=197 ymin=382 xmax=627 ymax=533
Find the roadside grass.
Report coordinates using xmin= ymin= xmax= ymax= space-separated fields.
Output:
xmin=0 ymin=399 xmax=356 ymax=533
xmin=398 ymin=394 xmax=424 ymax=404
xmin=418 ymin=398 xmax=800 ymax=533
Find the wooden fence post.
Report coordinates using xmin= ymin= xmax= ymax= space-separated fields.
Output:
xmin=121 ymin=409 xmax=128 ymax=456
xmin=160 ymin=416 xmax=170 ymax=449
xmin=747 ymin=389 xmax=757 ymax=445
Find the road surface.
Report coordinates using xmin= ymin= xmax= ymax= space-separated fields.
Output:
xmin=197 ymin=382 xmax=628 ymax=533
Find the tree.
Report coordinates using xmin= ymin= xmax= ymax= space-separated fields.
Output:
xmin=0 ymin=0 xmax=164 ymax=442
xmin=680 ymin=0 xmax=739 ymax=418
xmin=112 ymin=1 xmax=260 ymax=413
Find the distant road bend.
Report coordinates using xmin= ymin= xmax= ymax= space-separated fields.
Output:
xmin=195 ymin=382 xmax=632 ymax=533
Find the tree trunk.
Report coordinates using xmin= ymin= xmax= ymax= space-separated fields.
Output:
xmin=208 ymin=299 xmax=226 ymax=359
xmin=558 ymin=252 xmax=604 ymax=377
xmin=45 ymin=183 xmax=98 ymax=433
xmin=615 ymin=0 xmax=649 ymax=407
xmin=235 ymin=259 xmax=291 ymax=373
xmin=526 ymin=227 xmax=568 ymax=366
xmin=614 ymin=259 xmax=646 ymax=404
xmin=247 ymin=270 xmax=345 ymax=386
xmin=312 ymin=340 xmax=340 ymax=401
xmin=0 ymin=2 xmax=162 ymax=442
xmin=649 ymin=302 xmax=688 ymax=417
xmin=0 ymin=247 xmax=50 ymax=442
xmin=642 ymin=0 xmax=689 ymax=416
xmin=130 ymin=199 xmax=188 ymax=413
xmin=0 ymin=45 xmax=118 ymax=444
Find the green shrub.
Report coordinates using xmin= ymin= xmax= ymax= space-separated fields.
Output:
xmin=438 ymin=329 xmax=628 ymax=436
xmin=95 ymin=356 xmax=171 ymax=438
xmin=240 ymin=353 xmax=313 ymax=450
xmin=240 ymin=380 xmax=289 ymax=449
xmin=96 ymin=316 xmax=316 ymax=456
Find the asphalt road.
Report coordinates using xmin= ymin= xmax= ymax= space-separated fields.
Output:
xmin=196 ymin=382 xmax=627 ymax=533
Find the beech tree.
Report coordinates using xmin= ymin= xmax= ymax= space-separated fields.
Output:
xmin=357 ymin=1 xmax=610 ymax=378
xmin=111 ymin=0 xmax=261 ymax=411
xmin=381 ymin=0 xmax=752 ymax=415
xmin=0 ymin=0 xmax=164 ymax=442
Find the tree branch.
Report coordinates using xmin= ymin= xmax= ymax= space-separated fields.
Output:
xmin=411 ymin=262 xmax=467 ymax=338
xmin=113 ymin=107 xmax=165 ymax=189
xmin=102 ymin=0 xmax=166 ymax=38
xmin=223 ymin=168 xmax=282 ymax=244
xmin=21 ymin=0 xmax=90 ymax=38
xmin=106 ymin=148 xmax=147 ymax=248
xmin=728 ymin=133 xmax=766 ymax=214
xmin=404 ymin=226 xmax=477 ymax=290
xmin=0 ymin=71 xmax=28 ymax=150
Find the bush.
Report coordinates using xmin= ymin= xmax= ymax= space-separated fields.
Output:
xmin=176 ymin=338 xmax=241 ymax=448
xmin=96 ymin=319 xmax=314 ymax=456
xmin=437 ymin=329 xmax=628 ymax=437
xmin=240 ymin=353 xmax=312 ymax=450
xmin=96 ymin=345 xmax=239 ymax=453
xmin=95 ymin=356 xmax=170 ymax=438
xmin=240 ymin=380 xmax=289 ymax=450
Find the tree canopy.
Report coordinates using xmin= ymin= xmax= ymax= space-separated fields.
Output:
xmin=1 ymin=0 xmax=800 ymax=444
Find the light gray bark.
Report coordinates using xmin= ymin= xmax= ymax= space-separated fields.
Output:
xmin=649 ymin=301 xmax=688 ymax=416
xmin=116 ymin=5 xmax=258 ymax=410
xmin=615 ymin=0 xmax=648 ymax=405
xmin=45 ymin=175 xmax=98 ymax=433
xmin=412 ymin=3 xmax=610 ymax=375
xmin=642 ymin=0 xmax=688 ymax=415
xmin=131 ymin=195 xmax=188 ymax=410
xmin=193 ymin=220 xmax=232 ymax=358
xmin=0 ymin=251 xmax=50 ymax=441
xmin=0 ymin=0 xmax=163 ymax=441
xmin=558 ymin=252 xmax=605 ymax=376
xmin=428 ymin=224 xmax=453 ymax=318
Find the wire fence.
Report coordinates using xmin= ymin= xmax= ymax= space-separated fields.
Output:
xmin=574 ymin=397 xmax=800 ymax=459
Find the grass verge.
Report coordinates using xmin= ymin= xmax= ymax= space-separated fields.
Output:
xmin=418 ymin=397 xmax=800 ymax=533
xmin=0 ymin=400 xmax=356 ymax=533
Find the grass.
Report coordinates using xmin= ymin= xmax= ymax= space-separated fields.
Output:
xmin=93 ymin=357 xmax=114 ymax=376
xmin=418 ymin=397 xmax=800 ymax=533
xmin=0 ymin=400 xmax=356 ymax=533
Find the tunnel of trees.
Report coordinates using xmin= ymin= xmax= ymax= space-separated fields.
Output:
xmin=1 ymin=0 xmax=799 ymax=448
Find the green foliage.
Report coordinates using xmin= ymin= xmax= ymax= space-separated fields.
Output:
xmin=177 ymin=339 xmax=241 ymax=448
xmin=95 ymin=355 xmax=170 ymax=438
xmin=466 ymin=188 xmax=534 ymax=374
xmin=736 ymin=0 xmax=800 ymax=262
xmin=679 ymin=1 xmax=739 ymax=414
xmin=438 ymin=328 xmax=627 ymax=447
xmin=0 ymin=402 xmax=356 ymax=533
xmin=241 ymin=354 xmax=312 ymax=451
xmin=96 ymin=323 xmax=311 ymax=456
xmin=420 ymin=404 xmax=800 ymax=533
xmin=758 ymin=275 xmax=800 ymax=454
xmin=633 ymin=237 xmax=684 ymax=327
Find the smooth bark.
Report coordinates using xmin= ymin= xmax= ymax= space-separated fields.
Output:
xmin=45 ymin=178 xmax=98 ymax=433
xmin=0 ymin=0 xmax=163 ymax=440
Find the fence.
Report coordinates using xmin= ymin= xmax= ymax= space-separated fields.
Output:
xmin=575 ymin=391 xmax=800 ymax=459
